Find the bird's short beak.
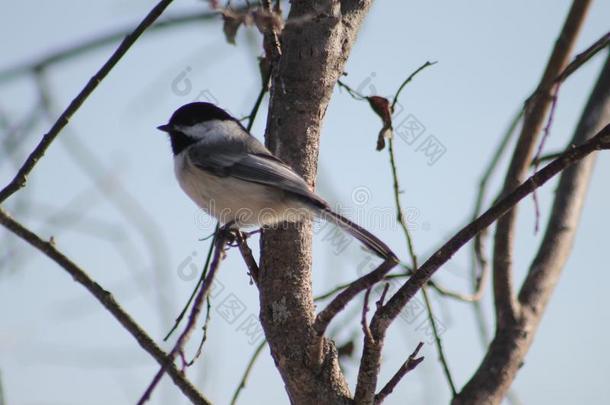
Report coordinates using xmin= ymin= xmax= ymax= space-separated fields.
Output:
xmin=157 ymin=124 xmax=173 ymax=132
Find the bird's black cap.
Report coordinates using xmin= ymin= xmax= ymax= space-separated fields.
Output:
xmin=157 ymin=102 xmax=238 ymax=155
xmin=158 ymin=102 xmax=234 ymax=132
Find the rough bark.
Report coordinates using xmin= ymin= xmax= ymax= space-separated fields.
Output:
xmin=258 ymin=1 xmax=373 ymax=403
xmin=453 ymin=51 xmax=610 ymax=405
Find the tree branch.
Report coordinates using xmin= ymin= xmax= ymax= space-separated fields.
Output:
xmin=374 ymin=342 xmax=424 ymax=404
xmin=137 ymin=230 xmax=229 ymax=404
xmin=0 ymin=9 xmax=223 ymax=82
xmin=454 ymin=51 xmax=610 ymax=405
xmin=379 ymin=121 xmax=610 ymax=323
xmin=0 ymin=208 xmax=211 ymax=405
xmin=351 ymin=122 xmax=610 ymax=400
xmin=258 ymin=1 xmax=375 ymax=402
xmin=236 ymin=232 xmax=260 ymax=284
xmin=492 ymin=0 xmax=591 ymax=327
xmin=0 ymin=0 xmax=177 ymax=204
xmin=313 ymin=258 xmax=396 ymax=340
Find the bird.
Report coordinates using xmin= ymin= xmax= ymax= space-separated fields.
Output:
xmin=157 ymin=102 xmax=397 ymax=261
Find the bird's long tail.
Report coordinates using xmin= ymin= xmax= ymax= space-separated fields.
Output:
xmin=319 ymin=207 xmax=398 ymax=262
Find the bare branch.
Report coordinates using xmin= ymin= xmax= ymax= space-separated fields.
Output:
xmin=379 ymin=121 xmax=610 ymax=324
xmin=236 ymin=232 xmax=260 ymax=284
xmin=0 ymin=208 xmax=211 ymax=405
xmin=390 ymin=61 xmax=437 ymax=111
xmin=387 ymin=128 xmax=455 ymax=394
xmin=349 ymin=62 xmax=454 ymax=398
xmin=0 ymin=0 xmax=177 ymax=204
xmin=313 ymin=258 xmax=396 ymax=339
xmin=34 ymin=70 xmax=175 ymax=336
xmin=531 ymin=150 xmax=563 ymax=166
xmin=455 ymin=51 xmax=610 ymax=405
xmin=470 ymin=110 xmax=523 ymax=307
xmin=374 ymin=342 xmax=424 ymax=404
xmin=492 ymin=0 xmax=591 ymax=326
xmin=553 ymin=31 xmax=610 ymax=85
xmin=360 ymin=288 xmax=374 ymax=343
xmin=0 ymin=9 xmax=223 ymax=82
xmin=137 ymin=229 xmax=229 ymax=404
xmin=420 ymin=287 xmax=456 ymax=395
xmin=351 ymin=122 xmax=610 ymax=400
xmin=187 ymin=296 xmax=213 ymax=366
xmin=164 ymin=224 xmax=219 ymax=341
xmin=314 ymin=271 xmax=475 ymax=303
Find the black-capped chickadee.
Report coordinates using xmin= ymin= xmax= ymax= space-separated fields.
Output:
xmin=158 ymin=102 xmax=397 ymax=261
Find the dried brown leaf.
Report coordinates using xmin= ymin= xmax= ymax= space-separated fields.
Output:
xmin=222 ymin=10 xmax=243 ymax=45
xmin=367 ymin=96 xmax=393 ymax=151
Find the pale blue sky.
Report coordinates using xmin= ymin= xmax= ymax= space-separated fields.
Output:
xmin=1 ymin=1 xmax=609 ymax=404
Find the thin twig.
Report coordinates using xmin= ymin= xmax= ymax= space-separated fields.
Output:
xmin=457 ymin=49 xmax=610 ymax=405
xmin=467 ymin=109 xmax=523 ymax=347
xmin=164 ymin=224 xmax=219 ymax=341
xmin=0 ymin=0 xmax=177 ymax=204
xmin=35 ymin=70 xmax=175 ymax=335
xmin=246 ymin=69 xmax=271 ymax=132
xmin=337 ymin=79 xmax=366 ymax=100
xmin=137 ymin=230 xmax=229 ymax=404
xmin=0 ymin=208 xmax=211 ymax=405
xmin=165 ymin=45 xmax=271 ymax=339
xmin=314 ymin=273 xmax=410 ymax=303
xmin=351 ymin=60 xmax=438 ymax=401
xmin=387 ymin=139 xmax=417 ymax=266
xmin=314 ymin=270 xmax=477 ymax=303
xmin=553 ymin=31 xmax=610 ymax=85
xmin=390 ymin=61 xmax=437 ymax=111
xmin=471 ymin=109 xmax=523 ymax=296
xmin=236 ymin=231 xmax=260 ymax=283
xmin=0 ymin=100 xmax=45 ymax=164
xmin=376 ymin=122 xmax=610 ymax=326
xmin=376 ymin=284 xmax=390 ymax=308
xmin=361 ymin=288 xmax=374 ymax=342
xmin=354 ymin=122 xmax=610 ymax=402
xmin=0 ymin=9 xmax=224 ymax=82
xmin=187 ymin=296 xmax=213 ymax=366
xmin=345 ymin=61 xmax=455 ymax=397
xmin=261 ymin=0 xmax=282 ymax=61
xmin=387 ymin=135 xmax=456 ymax=395
xmin=492 ymin=0 xmax=592 ymax=326
xmin=420 ymin=287 xmax=456 ymax=395
xmin=230 ymin=340 xmax=267 ymax=405
xmin=532 ymin=83 xmax=561 ymax=233
xmin=374 ymin=342 xmax=424 ymax=404
xmin=313 ymin=258 xmax=396 ymax=338
xmin=526 ymin=30 xmax=609 ymax=234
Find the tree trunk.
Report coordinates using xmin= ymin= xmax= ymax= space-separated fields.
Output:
xmin=258 ymin=1 xmax=373 ymax=403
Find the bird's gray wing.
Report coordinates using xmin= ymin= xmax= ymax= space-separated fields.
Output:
xmin=187 ymin=143 xmax=327 ymax=208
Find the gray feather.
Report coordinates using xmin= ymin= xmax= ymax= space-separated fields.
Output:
xmin=186 ymin=138 xmax=327 ymax=208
